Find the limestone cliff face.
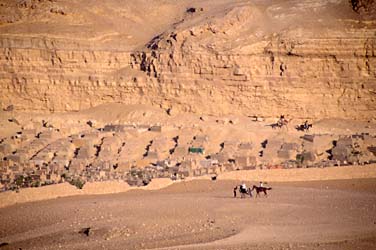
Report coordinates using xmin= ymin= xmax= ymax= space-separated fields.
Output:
xmin=131 ymin=3 xmax=376 ymax=119
xmin=0 ymin=0 xmax=375 ymax=119
xmin=0 ymin=40 xmax=137 ymax=112
xmin=131 ymin=31 xmax=376 ymax=118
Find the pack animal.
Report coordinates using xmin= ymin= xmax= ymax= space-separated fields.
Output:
xmin=270 ymin=118 xmax=289 ymax=130
xmin=233 ymin=185 xmax=252 ymax=198
xmin=296 ymin=123 xmax=312 ymax=132
xmin=251 ymin=185 xmax=272 ymax=197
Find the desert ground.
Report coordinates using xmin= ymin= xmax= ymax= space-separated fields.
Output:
xmin=1 ymin=179 xmax=376 ymax=250
xmin=0 ymin=0 xmax=376 ymax=249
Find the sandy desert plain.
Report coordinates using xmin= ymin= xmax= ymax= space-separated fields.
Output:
xmin=0 ymin=177 xmax=376 ymax=250
xmin=1 ymin=0 xmax=376 ymax=249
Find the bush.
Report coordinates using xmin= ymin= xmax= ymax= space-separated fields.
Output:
xmin=31 ymin=181 xmax=40 ymax=188
xmin=69 ymin=178 xmax=85 ymax=189
xmin=15 ymin=175 xmax=24 ymax=186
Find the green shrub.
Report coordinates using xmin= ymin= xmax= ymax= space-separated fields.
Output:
xmin=69 ymin=178 xmax=85 ymax=189
xmin=32 ymin=181 xmax=41 ymax=187
xmin=15 ymin=175 xmax=24 ymax=186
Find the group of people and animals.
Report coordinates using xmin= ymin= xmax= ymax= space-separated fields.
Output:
xmin=270 ymin=115 xmax=289 ymax=129
xmin=295 ymin=120 xmax=313 ymax=132
xmin=270 ymin=115 xmax=313 ymax=132
xmin=233 ymin=182 xmax=272 ymax=198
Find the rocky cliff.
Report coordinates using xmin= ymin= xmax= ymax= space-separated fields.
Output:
xmin=0 ymin=0 xmax=375 ymax=119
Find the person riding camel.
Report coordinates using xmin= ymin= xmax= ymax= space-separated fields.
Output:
xmin=278 ymin=115 xmax=287 ymax=127
xmin=303 ymin=120 xmax=309 ymax=130
xmin=241 ymin=183 xmax=247 ymax=192
xmin=234 ymin=183 xmax=251 ymax=198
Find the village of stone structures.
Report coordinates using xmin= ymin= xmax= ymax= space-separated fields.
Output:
xmin=1 ymin=0 xmax=376 ymax=250
xmin=1 ymin=107 xmax=376 ymax=192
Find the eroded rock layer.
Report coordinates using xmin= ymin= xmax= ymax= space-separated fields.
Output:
xmin=132 ymin=31 xmax=376 ymax=118
xmin=0 ymin=0 xmax=375 ymax=119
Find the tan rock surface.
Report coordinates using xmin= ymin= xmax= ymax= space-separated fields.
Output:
xmin=0 ymin=0 xmax=375 ymax=119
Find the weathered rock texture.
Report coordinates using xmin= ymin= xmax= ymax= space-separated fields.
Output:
xmin=0 ymin=0 xmax=375 ymax=119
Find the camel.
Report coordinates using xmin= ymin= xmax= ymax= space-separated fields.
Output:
xmin=269 ymin=117 xmax=289 ymax=130
xmin=251 ymin=185 xmax=272 ymax=197
xmin=296 ymin=121 xmax=312 ymax=132
xmin=233 ymin=185 xmax=252 ymax=198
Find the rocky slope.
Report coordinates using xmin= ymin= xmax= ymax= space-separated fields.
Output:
xmin=0 ymin=0 xmax=375 ymax=119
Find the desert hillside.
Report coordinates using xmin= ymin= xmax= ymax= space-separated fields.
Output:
xmin=1 ymin=1 xmax=376 ymax=249
xmin=1 ymin=102 xmax=376 ymax=194
xmin=0 ymin=0 xmax=375 ymax=118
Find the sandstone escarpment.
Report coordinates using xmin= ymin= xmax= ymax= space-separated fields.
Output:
xmin=0 ymin=0 xmax=375 ymax=119
xmin=0 ymin=41 xmax=151 ymax=112
xmin=131 ymin=2 xmax=376 ymax=118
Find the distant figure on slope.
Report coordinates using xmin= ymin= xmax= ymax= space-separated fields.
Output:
xmin=277 ymin=115 xmax=289 ymax=129
xmin=278 ymin=115 xmax=287 ymax=126
xmin=270 ymin=115 xmax=289 ymax=129
xmin=295 ymin=120 xmax=313 ymax=132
